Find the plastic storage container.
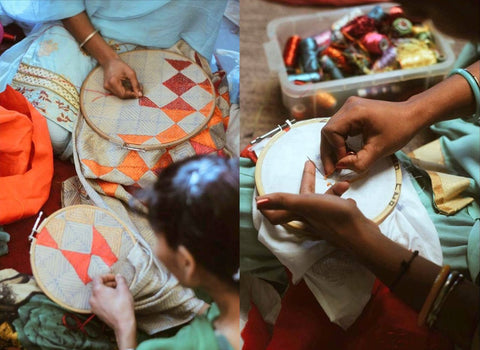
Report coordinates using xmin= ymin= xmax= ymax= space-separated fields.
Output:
xmin=264 ymin=3 xmax=455 ymax=118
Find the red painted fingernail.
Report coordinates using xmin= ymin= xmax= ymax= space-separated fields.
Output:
xmin=256 ymin=198 xmax=270 ymax=205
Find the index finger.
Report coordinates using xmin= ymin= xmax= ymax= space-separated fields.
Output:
xmin=300 ymin=160 xmax=316 ymax=194
xmin=125 ymin=70 xmax=143 ymax=98
xmin=320 ymin=126 xmax=347 ymax=176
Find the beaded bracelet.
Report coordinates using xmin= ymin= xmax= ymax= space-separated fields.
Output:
xmin=418 ymin=265 xmax=450 ymax=327
xmin=79 ymin=29 xmax=99 ymax=49
xmin=426 ymin=271 xmax=464 ymax=328
xmin=449 ymin=68 xmax=480 ymax=119
xmin=389 ymin=250 xmax=419 ymax=291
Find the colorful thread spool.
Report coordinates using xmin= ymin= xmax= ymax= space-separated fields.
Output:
xmin=372 ymin=46 xmax=397 ymax=71
xmin=361 ymin=32 xmax=390 ymax=55
xmin=287 ymin=72 xmax=322 ymax=83
xmin=388 ymin=6 xmax=404 ymax=21
xmin=392 ymin=18 xmax=412 ymax=37
xmin=320 ymin=55 xmax=344 ymax=80
xmin=316 ymin=91 xmax=337 ymax=110
xmin=313 ymin=30 xmax=331 ymax=51
xmin=341 ymin=15 xmax=376 ymax=40
xmin=367 ymin=5 xmax=387 ymax=23
xmin=299 ymin=37 xmax=320 ymax=73
xmin=283 ymin=35 xmax=301 ymax=71
xmin=323 ymin=46 xmax=349 ymax=72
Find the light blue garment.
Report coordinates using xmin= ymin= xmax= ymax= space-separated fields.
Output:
xmin=0 ymin=0 xmax=227 ymax=91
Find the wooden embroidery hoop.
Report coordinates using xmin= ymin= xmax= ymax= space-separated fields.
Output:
xmin=30 ymin=205 xmax=137 ymax=313
xmin=80 ymin=49 xmax=216 ymax=151
xmin=255 ymin=118 xmax=402 ymax=231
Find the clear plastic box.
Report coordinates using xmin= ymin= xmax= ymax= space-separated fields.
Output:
xmin=264 ymin=3 xmax=455 ymax=118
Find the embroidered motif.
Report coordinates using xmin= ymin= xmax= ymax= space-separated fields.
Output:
xmin=38 ymin=39 xmax=59 ymax=57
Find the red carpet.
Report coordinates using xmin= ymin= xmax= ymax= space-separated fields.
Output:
xmin=0 ymin=158 xmax=77 ymax=274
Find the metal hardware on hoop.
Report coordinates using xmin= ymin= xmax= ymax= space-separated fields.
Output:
xmin=28 ymin=211 xmax=44 ymax=241
xmin=250 ymin=119 xmax=297 ymax=145
xmin=122 ymin=144 xmax=147 ymax=153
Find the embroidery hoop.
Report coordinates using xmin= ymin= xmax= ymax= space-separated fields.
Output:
xmin=255 ymin=118 xmax=402 ymax=231
xmin=30 ymin=205 xmax=137 ymax=313
xmin=80 ymin=49 xmax=216 ymax=151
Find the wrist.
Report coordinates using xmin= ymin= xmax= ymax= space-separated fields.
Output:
xmin=115 ymin=317 xmax=137 ymax=350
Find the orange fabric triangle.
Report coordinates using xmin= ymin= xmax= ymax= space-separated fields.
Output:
xmin=36 ymin=227 xmax=59 ymax=249
xmin=156 ymin=124 xmax=187 ymax=144
xmin=91 ymin=226 xmax=118 ymax=266
xmin=151 ymin=152 xmax=173 ymax=173
xmin=190 ymin=129 xmax=216 ymax=148
xmin=118 ymin=134 xmax=153 ymax=145
xmin=221 ymin=91 xmax=230 ymax=104
xmin=198 ymin=78 xmax=213 ymax=94
xmin=199 ymin=100 xmax=215 ymax=118
xmin=117 ymin=151 xmax=149 ymax=182
xmin=61 ymin=250 xmax=92 ymax=284
xmin=81 ymin=159 xmax=114 ymax=177
xmin=96 ymin=180 xmax=119 ymax=196
xmin=162 ymin=108 xmax=195 ymax=123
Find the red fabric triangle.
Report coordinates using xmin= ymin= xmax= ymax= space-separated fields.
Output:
xmin=138 ymin=96 xmax=160 ymax=109
xmin=90 ymin=226 xmax=118 ymax=267
xmin=36 ymin=227 xmax=59 ymax=249
xmin=163 ymin=73 xmax=196 ymax=96
xmin=165 ymin=58 xmax=192 ymax=71
xmin=189 ymin=140 xmax=216 ymax=155
xmin=61 ymin=250 xmax=92 ymax=284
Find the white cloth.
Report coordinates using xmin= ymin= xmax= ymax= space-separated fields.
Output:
xmin=253 ymin=166 xmax=443 ymax=329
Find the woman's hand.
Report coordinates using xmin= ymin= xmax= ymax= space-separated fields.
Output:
xmin=102 ymin=58 xmax=143 ymax=99
xmin=320 ymin=96 xmax=419 ymax=176
xmin=256 ymin=160 xmax=381 ymax=252
xmin=89 ymin=274 xmax=137 ymax=349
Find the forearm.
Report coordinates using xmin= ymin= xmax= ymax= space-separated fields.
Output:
xmin=405 ymin=61 xmax=479 ymax=130
xmin=350 ymin=228 xmax=479 ymax=349
xmin=62 ymin=11 xmax=118 ymax=65
xmin=115 ymin=317 xmax=137 ymax=350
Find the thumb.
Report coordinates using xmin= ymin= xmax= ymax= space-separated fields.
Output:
xmin=115 ymin=274 xmax=128 ymax=290
xmin=336 ymin=148 xmax=379 ymax=173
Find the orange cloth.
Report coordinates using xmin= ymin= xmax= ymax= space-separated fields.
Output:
xmin=0 ymin=85 xmax=53 ymax=224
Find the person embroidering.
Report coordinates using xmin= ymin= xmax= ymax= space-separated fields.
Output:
xmin=255 ymin=0 xmax=479 ymax=348
xmin=89 ymin=155 xmax=240 ymax=350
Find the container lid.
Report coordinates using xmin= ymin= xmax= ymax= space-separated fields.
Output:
xmin=30 ymin=205 xmax=137 ymax=313
xmin=255 ymin=118 xmax=402 ymax=230
xmin=80 ymin=50 xmax=216 ymax=150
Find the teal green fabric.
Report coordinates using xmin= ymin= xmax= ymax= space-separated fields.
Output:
xmin=12 ymin=294 xmax=116 ymax=350
xmin=396 ymin=115 xmax=480 ymax=284
xmin=239 ymin=157 xmax=287 ymax=287
xmin=0 ymin=227 xmax=10 ymax=256
xmin=137 ymin=303 xmax=233 ymax=350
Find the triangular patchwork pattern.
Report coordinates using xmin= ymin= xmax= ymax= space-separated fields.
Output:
xmin=91 ymin=226 xmax=118 ymax=266
xmin=165 ymin=58 xmax=192 ymax=71
xmin=61 ymin=250 xmax=93 ymax=284
xmin=162 ymin=97 xmax=196 ymax=122
xmin=36 ymin=227 xmax=59 ymax=249
xmin=163 ymin=73 xmax=196 ymax=96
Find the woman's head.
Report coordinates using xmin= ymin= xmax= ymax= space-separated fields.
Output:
xmin=146 ymin=155 xmax=239 ymax=287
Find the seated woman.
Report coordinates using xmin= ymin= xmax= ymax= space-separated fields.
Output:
xmin=0 ymin=0 xmax=227 ymax=158
xmin=89 ymin=155 xmax=240 ymax=350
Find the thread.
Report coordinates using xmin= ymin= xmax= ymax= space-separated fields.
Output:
xmin=283 ymin=35 xmax=301 ymax=70
xmin=299 ymin=37 xmax=320 ymax=73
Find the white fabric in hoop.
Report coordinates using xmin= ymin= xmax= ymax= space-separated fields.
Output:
xmin=256 ymin=118 xmax=400 ymax=224
xmin=253 ymin=118 xmax=443 ymax=329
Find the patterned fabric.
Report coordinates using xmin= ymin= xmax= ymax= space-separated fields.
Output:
xmin=31 ymin=205 xmax=136 ymax=312
xmin=81 ymin=50 xmax=216 ymax=149
xmin=72 ymin=40 xmax=228 ymax=334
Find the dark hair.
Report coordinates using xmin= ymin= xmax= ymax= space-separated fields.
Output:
xmin=146 ymin=155 xmax=239 ymax=285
